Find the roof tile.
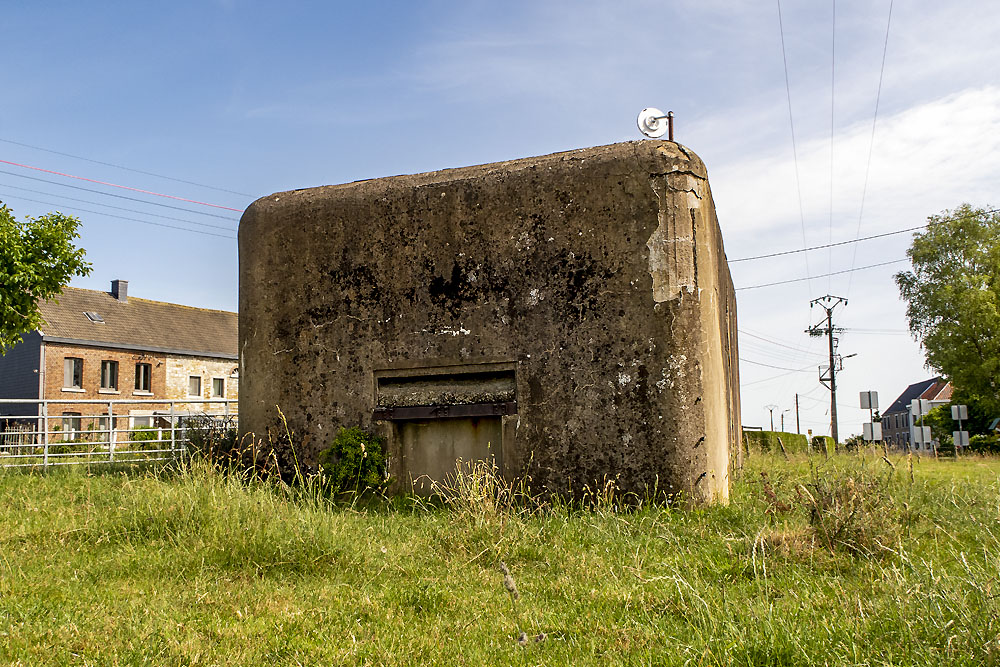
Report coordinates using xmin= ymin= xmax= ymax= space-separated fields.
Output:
xmin=37 ymin=287 xmax=236 ymax=357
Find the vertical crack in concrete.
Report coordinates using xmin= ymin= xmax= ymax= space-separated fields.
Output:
xmin=690 ymin=208 xmax=699 ymax=290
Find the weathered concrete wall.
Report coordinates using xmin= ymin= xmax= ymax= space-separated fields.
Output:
xmin=239 ymin=140 xmax=740 ymax=503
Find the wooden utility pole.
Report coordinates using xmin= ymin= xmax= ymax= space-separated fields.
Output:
xmin=806 ymin=295 xmax=848 ymax=444
xmin=795 ymin=393 xmax=800 ymax=434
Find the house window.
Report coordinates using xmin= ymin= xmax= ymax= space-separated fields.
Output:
xmin=61 ymin=412 xmax=82 ymax=439
xmin=212 ymin=377 xmax=225 ymax=398
xmin=100 ymin=360 xmax=119 ymax=390
xmin=63 ymin=357 xmax=83 ymax=389
xmin=188 ymin=376 xmax=202 ymax=397
xmin=135 ymin=363 xmax=152 ymax=392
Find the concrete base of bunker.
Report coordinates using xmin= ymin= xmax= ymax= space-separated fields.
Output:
xmin=239 ymin=140 xmax=740 ymax=504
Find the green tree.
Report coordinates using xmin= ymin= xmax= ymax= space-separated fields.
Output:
xmin=922 ymin=404 xmax=953 ymax=450
xmin=0 ymin=203 xmax=92 ymax=353
xmin=895 ymin=204 xmax=1000 ymax=413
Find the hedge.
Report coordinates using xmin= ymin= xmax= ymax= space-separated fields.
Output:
xmin=743 ymin=430 xmax=809 ymax=454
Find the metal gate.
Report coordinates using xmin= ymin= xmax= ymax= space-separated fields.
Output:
xmin=0 ymin=398 xmax=237 ymax=469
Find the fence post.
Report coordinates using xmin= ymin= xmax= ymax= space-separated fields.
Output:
xmin=42 ymin=401 xmax=49 ymax=468
xmin=170 ymin=401 xmax=176 ymax=459
xmin=107 ymin=401 xmax=114 ymax=461
xmin=108 ymin=401 xmax=115 ymax=463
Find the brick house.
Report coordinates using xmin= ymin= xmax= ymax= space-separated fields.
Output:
xmin=881 ymin=377 xmax=952 ymax=452
xmin=0 ymin=280 xmax=237 ymax=438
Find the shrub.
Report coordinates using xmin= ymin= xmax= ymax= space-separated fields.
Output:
xmin=182 ymin=415 xmax=253 ymax=471
xmin=317 ymin=427 xmax=388 ymax=494
xmin=969 ymin=433 xmax=1000 ymax=454
xmin=129 ymin=426 xmax=158 ymax=442
xmin=811 ymin=435 xmax=834 ymax=455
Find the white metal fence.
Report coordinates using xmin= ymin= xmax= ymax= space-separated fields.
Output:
xmin=0 ymin=399 xmax=237 ymax=469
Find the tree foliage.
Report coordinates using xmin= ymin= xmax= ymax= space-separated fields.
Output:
xmin=0 ymin=203 xmax=92 ymax=353
xmin=895 ymin=204 xmax=1000 ymax=412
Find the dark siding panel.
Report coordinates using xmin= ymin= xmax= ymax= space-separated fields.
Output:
xmin=0 ymin=333 xmax=41 ymax=415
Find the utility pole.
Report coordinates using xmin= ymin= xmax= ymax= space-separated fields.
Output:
xmin=765 ymin=404 xmax=778 ymax=432
xmin=795 ymin=393 xmax=801 ymax=434
xmin=806 ymin=295 xmax=849 ymax=444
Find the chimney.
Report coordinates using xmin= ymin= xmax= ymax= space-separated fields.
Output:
xmin=111 ymin=279 xmax=128 ymax=303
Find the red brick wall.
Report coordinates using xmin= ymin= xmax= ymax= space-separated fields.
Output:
xmin=42 ymin=342 xmax=169 ymax=423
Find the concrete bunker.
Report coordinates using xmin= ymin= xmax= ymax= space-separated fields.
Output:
xmin=239 ymin=140 xmax=740 ymax=503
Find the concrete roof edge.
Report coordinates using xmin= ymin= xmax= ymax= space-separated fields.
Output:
xmin=244 ymin=140 xmax=707 ymax=212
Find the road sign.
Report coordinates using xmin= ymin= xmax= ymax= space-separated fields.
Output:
xmin=951 ymin=404 xmax=968 ymax=420
xmin=913 ymin=425 xmax=933 ymax=445
xmin=910 ymin=399 xmax=931 ymax=417
xmin=863 ymin=422 xmax=882 ymax=441
xmin=953 ymin=430 xmax=970 ymax=447
xmin=860 ymin=391 xmax=879 ymax=410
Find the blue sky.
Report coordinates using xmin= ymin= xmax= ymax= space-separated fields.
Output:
xmin=3 ymin=1 xmax=999 ymax=435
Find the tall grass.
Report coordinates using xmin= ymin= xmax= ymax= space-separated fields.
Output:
xmin=0 ymin=452 xmax=998 ymax=665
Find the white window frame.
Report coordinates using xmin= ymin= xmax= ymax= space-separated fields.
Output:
xmin=134 ymin=362 xmax=152 ymax=394
xmin=63 ymin=357 xmax=84 ymax=391
xmin=100 ymin=360 xmax=119 ymax=392
xmin=188 ymin=375 xmax=202 ymax=398
xmin=61 ymin=412 xmax=82 ymax=439
xmin=211 ymin=377 xmax=226 ymax=398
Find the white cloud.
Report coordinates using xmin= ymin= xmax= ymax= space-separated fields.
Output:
xmin=726 ymin=85 xmax=1000 ymax=429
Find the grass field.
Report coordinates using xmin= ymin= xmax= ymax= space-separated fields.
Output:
xmin=1 ymin=451 xmax=998 ymax=665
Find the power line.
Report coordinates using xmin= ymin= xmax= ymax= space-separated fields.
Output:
xmin=740 ymin=341 xmax=823 ymax=365
xmin=0 ymin=169 xmax=239 ymax=220
xmin=846 ymin=0 xmax=894 ymax=297
xmin=741 ymin=367 xmax=813 ymax=387
xmin=741 ymin=358 xmax=815 ymax=372
xmin=729 ymin=206 xmax=1000 ymax=263
xmin=797 ymin=393 xmax=871 ymax=412
xmin=0 ymin=137 xmax=253 ymax=197
xmin=0 ymin=158 xmax=244 ymax=212
xmin=845 ymin=327 xmax=907 ymax=332
xmin=729 ymin=224 xmax=922 ymax=262
xmin=829 ymin=0 xmax=837 ymax=292
xmin=776 ymin=0 xmax=813 ymax=296
xmin=739 ymin=329 xmax=821 ymax=354
xmin=0 ymin=194 xmax=236 ymax=239
xmin=0 ymin=182 xmax=235 ymax=231
xmin=736 ymin=258 xmax=907 ymax=291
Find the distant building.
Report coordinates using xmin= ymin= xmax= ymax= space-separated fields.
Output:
xmin=881 ymin=377 xmax=952 ymax=453
xmin=0 ymin=280 xmax=237 ymax=437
